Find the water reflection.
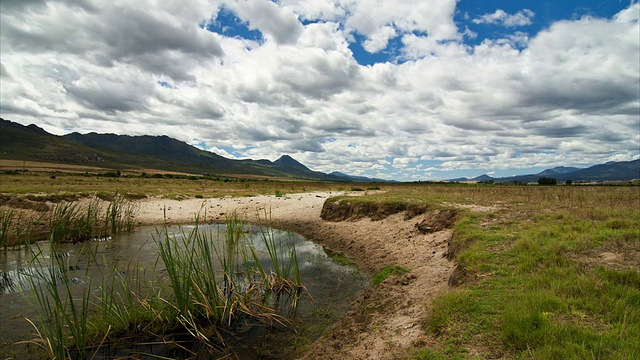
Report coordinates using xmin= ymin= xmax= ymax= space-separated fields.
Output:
xmin=0 ymin=224 xmax=367 ymax=357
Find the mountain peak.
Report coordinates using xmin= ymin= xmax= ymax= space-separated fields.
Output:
xmin=472 ymin=174 xmax=495 ymax=181
xmin=273 ymin=155 xmax=309 ymax=170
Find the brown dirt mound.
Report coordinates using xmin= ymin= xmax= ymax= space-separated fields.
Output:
xmin=414 ymin=209 xmax=458 ymax=234
xmin=291 ymin=198 xmax=459 ymax=359
xmin=321 ymin=200 xmax=431 ymax=222
xmin=0 ymin=195 xmax=50 ymax=212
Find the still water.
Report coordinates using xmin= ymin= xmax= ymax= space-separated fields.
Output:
xmin=0 ymin=224 xmax=367 ymax=358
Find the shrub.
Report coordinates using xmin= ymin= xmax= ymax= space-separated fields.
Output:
xmin=537 ymin=177 xmax=557 ymax=185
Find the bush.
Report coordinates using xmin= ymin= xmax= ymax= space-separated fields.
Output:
xmin=538 ymin=177 xmax=557 ymax=185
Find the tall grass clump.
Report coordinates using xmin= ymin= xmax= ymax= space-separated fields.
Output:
xmin=0 ymin=206 xmax=15 ymax=250
xmin=92 ymin=253 xmax=157 ymax=338
xmin=103 ymin=195 xmax=138 ymax=236
xmin=49 ymin=201 xmax=90 ymax=243
xmin=155 ymin=214 xmax=307 ymax=348
xmin=22 ymin=243 xmax=162 ymax=359
xmin=20 ymin=212 xmax=307 ymax=358
xmin=23 ymin=243 xmax=93 ymax=359
xmin=250 ymin=223 xmax=304 ymax=309
xmin=48 ymin=196 xmax=138 ymax=243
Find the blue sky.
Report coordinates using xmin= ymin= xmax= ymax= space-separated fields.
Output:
xmin=1 ymin=0 xmax=638 ymax=181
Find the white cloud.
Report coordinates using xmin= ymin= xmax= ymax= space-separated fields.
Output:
xmin=473 ymin=9 xmax=535 ymax=27
xmin=223 ymin=0 xmax=304 ymax=44
xmin=0 ymin=1 xmax=637 ymax=181
xmin=341 ymin=0 xmax=459 ymax=52
xmin=614 ymin=2 xmax=640 ymax=23
xmin=363 ymin=26 xmax=397 ymax=53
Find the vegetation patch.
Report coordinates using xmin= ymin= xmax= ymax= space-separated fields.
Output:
xmin=326 ymin=250 xmax=354 ymax=266
xmin=20 ymin=216 xmax=307 ymax=359
xmin=371 ymin=266 xmax=410 ymax=286
xmin=418 ymin=185 xmax=640 ymax=359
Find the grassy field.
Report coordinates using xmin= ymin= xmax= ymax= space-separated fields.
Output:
xmin=330 ymin=183 xmax=640 ymax=359
xmin=1 ymin=169 xmax=639 ymax=359
xmin=0 ymin=169 xmax=343 ymax=199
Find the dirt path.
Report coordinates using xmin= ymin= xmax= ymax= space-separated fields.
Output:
xmin=136 ymin=192 xmax=456 ymax=359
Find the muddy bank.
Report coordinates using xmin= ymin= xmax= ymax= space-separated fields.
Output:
xmin=134 ymin=193 xmax=459 ymax=359
xmin=320 ymin=199 xmax=431 ymax=222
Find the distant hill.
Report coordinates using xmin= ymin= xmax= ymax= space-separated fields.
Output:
xmin=450 ymin=160 xmax=640 ymax=183
xmin=0 ymin=119 xmax=154 ymax=167
xmin=0 ymin=118 xmax=375 ymax=182
xmin=329 ymin=171 xmax=392 ymax=183
xmin=561 ymin=160 xmax=640 ymax=182
xmin=3 ymin=118 xmax=637 ymax=183
xmin=538 ymin=166 xmax=582 ymax=176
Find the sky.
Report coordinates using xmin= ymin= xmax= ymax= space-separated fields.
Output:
xmin=1 ymin=0 xmax=638 ymax=181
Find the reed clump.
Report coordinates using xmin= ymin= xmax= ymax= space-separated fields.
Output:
xmin=22 ymin=243 xmax=93 ymax=360
xmin=22 ymin=214 xmax=307 ymax=359
xmin=48 ymin=195 xmax=138 ymax=244
xmin=0 ymin=206 xmax=15 ymax=250
xmin=156 ymin=215 xmax=306 ymax=346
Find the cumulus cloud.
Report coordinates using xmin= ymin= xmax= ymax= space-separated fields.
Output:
xmin=473 ymin=9 xmax=535 ymax=27
xmin=0 ymin=1 xmax=637 ymax=180
xmin=222 ymin=0 xmax=304 ymax=44
xmin=341 ymin=0 xmax=459 ymax=52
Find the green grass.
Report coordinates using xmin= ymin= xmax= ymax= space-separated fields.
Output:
xmin=371 ymin=265 xmax=410 ymax=285
xmin=24 ymin=244 xmax=93 ymax=359
xmin=411 ymin=186 xmax=640 ymax=359
xmin=326 ymin=250 xmax=354 ymax=266
xmin=0 ymin=171 xmax=343 ymax=199
xmin=47 ymin=195 xmax=137 ymax=244
xmin=327 ymin=184 xmax=639 ymax=359
xmin=0 ymin=206 xmax=15 ymax=249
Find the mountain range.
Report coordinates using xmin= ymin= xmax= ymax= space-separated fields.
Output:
xmin=450 ymin=161 xmax=640 ymax=183
xmin=0 ymin=118 xmax=369 ymax=181
xmin=1 ymin=118 xmax=638 ymax=183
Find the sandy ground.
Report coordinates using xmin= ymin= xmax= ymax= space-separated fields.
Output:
xmin=136 ymin=192 xmax=456 ymax=359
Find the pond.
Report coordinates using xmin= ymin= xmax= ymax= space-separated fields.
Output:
xmin=0 ymin=223 xmax=368 ymax=359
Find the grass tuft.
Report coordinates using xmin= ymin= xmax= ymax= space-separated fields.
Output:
xmin=371 ymin=265 xmax=410 ymax=286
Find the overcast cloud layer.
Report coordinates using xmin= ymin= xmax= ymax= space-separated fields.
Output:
xmin=1 ymin=0 xmax=638 ymax=180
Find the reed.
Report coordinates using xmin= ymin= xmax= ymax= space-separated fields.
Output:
xmin=250 ymin=225 xmax=304 ymax=309
xmin=48 ymin=195 xmax=138 ymax=244
xmin=49 ymin=201 xmax=85 ymax=243
xmin=103 ymin=195 xmax=138 ymax=236
xmin=0 ymin=206 xmax=15 ymax=250
xmin=93 ymin=255 xmax=156 ymax=337
xmin=154 ymin=214 xmax=306 ymax=342
xmin=22 ymin=214 xmax=306 ymax=358
xmin=23 ymin=243 xmax=93 ymax=359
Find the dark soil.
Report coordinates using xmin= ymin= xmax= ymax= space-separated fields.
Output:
xmin=320 ymin=200 xmax=432 ymax=222
xmin=0 ymin=195 xmax=50 ymax=212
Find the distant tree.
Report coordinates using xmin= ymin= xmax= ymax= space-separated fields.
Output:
xmin=565 ymin=180 xmax=573 ymax=185
xmin=538 ymin=177 xmax=558 ymax=185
